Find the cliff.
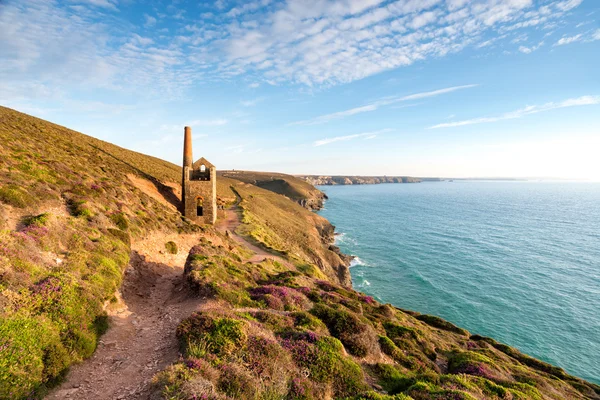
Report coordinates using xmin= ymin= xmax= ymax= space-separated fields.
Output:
xmin=300 ymin=175 xmax=427 ymax=185
xmin=219 ymin=170 xmax=328 ymax=210
xmin=1 ymin=106 xmax=599 ymax=400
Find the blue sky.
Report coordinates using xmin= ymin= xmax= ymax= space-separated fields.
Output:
xmin=1 ymin=0 xmax=599 ymax=179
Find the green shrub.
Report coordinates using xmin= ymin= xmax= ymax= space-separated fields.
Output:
xmin=67 ymin=199 xmax=93 ymax=218
xmin=109 ymin=212 xmax=129 ymax=231
xmin=177 ymin=313 xmax=247 ymax=357
xmin=310 ymin=303 xmax=378 ymax=357
xmin=0 ymin=317 xmax=66 ymax=399
xmin=291 ymin=311 xmax=327 ymax=332
xmin=165 ymin=241 xmax=178 ymax=254
xmin=23 ymin=213 xmax=50 ymax=227
xmin=372 ymin=363 xmax=409 ymax=394
xmin=415 ymin=314 xmax=469 ymax=336
xmin=218 ymin=363 xmax=258 ymax=399
xmin=0 ymin=184 xmax=34 ymax=208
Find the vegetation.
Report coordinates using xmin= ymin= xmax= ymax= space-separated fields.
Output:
xmin=219 ymin=170 xmax=327 ymax=210
xmin=1 ymin=106 xmax=599 ymax=400
xmin=0 ymin=106 xmax=198 ymax=398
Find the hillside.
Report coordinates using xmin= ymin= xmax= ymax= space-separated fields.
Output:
xmin=219 ymin=170 xmax=327 ymax=210
xmin=1 ymin=106 xmax=599 ymax=400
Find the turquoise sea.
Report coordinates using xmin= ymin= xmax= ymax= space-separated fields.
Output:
xmin=317 ymin=181 xmax=600 ymax=384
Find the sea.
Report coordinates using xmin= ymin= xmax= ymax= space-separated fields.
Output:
xmin=317 ymin=181 xmax=600 ymax=384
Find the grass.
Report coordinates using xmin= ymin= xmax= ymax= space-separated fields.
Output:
xmin=2 ymin=106 xmax=599 ymax=400
xmin=0 ymin=106 xmax=201 ymax=398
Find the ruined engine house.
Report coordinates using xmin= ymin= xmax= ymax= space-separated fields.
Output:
xmin=181 ymin=126 xmax=216 ymax=224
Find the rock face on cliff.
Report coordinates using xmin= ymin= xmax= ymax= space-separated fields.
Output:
xmin=300 ymin=175 xmax=424 ymax=185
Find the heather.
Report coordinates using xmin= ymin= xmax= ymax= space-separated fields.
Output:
xmin=158 ymin=238 xmax=600 ymax=399
xmin=1 ymin=106 xmax=599 ymax=399
xmin=0 ymin=106 xmax=198 ymax=397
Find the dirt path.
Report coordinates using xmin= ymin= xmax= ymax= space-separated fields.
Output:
xmin=47 ymin=251 xmax=203 ymax=400
xmin=47 ymin=200 xmax=288 ymax=399
xmin=216 ymin=204 xmax=290 ymax=265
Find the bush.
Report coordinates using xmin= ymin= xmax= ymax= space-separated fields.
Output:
xmin=67 ymin=199 xmax=92 ymax=218
xmin=448 ymin=351 xmax=496 ymax=380
xmin=415 ymin=314 xmax=469 ymax=336
xmin=177 ymin=313 xmax=247 ymax=357
xmin=280 ymin=333 xmax=367 ymax=397
xmin=218 ymin=363 xmax=258 ymax=399
xmin=109 ymin=212 xmax=129 ymax=231
xmin=0 ymin=184 xmax=34 ymax=208
xmin=250 ymin=285 xmax=312 ymax=311
xmin=378 ymin=336 xmax=419 ymax=370
xmin=0 ymin=317 xmax=67 ymax=399
xmin=165 ymin=241 xmax=178 ymax=254
xmin=22 ymin=213 xmax=50 ymax=227
xmin=310 ymin=303 xmax=378 ymax=357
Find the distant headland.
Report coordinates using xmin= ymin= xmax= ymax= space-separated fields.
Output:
xmin=298 ymin=175 xmax=442 ymax=185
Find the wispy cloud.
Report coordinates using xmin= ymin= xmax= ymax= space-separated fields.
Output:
xmin=519 ymin=41 xmax=544 ymax=54
xmin=75 ymin=0 xmax=118 ymax=11
xmin=240 ymin=97 xmax=265 ymax=107
xmin=291 ymin=85 xmax=477 ymax=126
xmin=555 ymin=34 xmax=583 ymax=46
xmin=429 ymin=96 xmax=600 ymax=129
xmin=313 ymin=129 xmax=392 ymax=147
xmin=144 ymin=14 xmax=157 ymax=28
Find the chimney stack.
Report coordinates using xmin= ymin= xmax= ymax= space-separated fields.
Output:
xmin=183 ymin=126 xmax=192 ymax=168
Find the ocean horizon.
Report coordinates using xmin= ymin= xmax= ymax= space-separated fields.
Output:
xmin=318 ymin=181 xmax=600 ymax=384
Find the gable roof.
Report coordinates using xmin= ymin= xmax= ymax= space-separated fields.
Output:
xmin=192 ymin=157 xmax=215 ymax=169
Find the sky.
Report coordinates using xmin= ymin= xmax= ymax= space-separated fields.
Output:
xmin=1 ymin=0 xmax=599 ymax=179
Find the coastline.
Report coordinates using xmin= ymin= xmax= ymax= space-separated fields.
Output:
xmin=314 ymin=182 xmax=600 ymax=388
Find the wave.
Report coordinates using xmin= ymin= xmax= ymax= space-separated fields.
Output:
xmin=350 ymin=257 xmax=370 ymax=268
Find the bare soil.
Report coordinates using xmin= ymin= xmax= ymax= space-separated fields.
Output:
xmin=47 ymin=204 xmax=288 ymax=399
xmin=47 ymin=248 xmax=203 ymax=400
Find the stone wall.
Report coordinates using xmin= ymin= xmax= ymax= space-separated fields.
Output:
xmin=183 ymin=166 xmax=217 ymax=224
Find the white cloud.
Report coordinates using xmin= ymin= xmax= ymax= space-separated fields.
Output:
xmin=555 ymin=33 xmax=582 ymax=46
xmin=71 ymin=0 xmax=118 ymax=11
xmin=0 ymin=0 xmax=593 ymax=104
xmin=313 ymin=129 xmax=392 ymax=146
xmin=291 ymin=84 xmax=477 ymax=125
xmin=518 ymin=41 xmax=543 ymax=53
xmin=554 ymin=0 xmax=583 ymax=12
xmin=429 ymin=95 xmax=600 ymax=129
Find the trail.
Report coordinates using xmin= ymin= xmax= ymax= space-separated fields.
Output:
xmin=47 ymin=197 xmax=290 ymax=399
xmin=47 ymin=249 xmax=203 ymax=400
xmin=216 ymin=202 xmax=291 ymax=266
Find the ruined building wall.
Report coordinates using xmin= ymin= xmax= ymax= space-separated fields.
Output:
xmin=183 ymin=166 xmax=216 ymax=224
xmin=181 ymin=126 xmax=217 ymax=225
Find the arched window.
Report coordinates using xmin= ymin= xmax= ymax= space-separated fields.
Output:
xmin=196 ymin=196 xmax=204 ymax=216
xmin=200 ymin=164 xmax=206 ymax=173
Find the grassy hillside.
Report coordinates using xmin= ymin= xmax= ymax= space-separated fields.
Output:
xmin=0 ymin=106 xmax=202 ymax=398
xmin=1 ymin=106 xmax=599 ymax=400
xmin=161 ymin=238 xmax=600 ymax=400
xmin=219 ymin=170 xmax=327 ymax=210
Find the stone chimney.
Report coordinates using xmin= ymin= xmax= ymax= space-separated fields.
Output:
xmin=182 ymin=126 xmax=192 ymax=210
xmin=183 ymin=126 xmax=193 ymax=168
